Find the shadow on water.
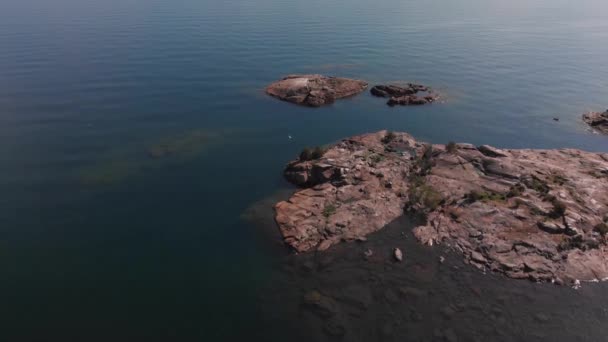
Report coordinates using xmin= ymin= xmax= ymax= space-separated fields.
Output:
xmin=246 ymin=199 xmax=608 ymax=342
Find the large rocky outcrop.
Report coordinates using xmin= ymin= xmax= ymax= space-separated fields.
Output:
xmin=265 ymin=74 xmax=368 ymax=107
xmin=583 ymin=110 xmax=608 ymax=134
xmin=274 ymin=131 xmax=608 ymax=284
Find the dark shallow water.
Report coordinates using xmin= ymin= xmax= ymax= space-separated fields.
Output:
xmin=1 ymin=0 xmax=608 ymax=341
xmin=255 ymin=216 xmax=608 ymax=342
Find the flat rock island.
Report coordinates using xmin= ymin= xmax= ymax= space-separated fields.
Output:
xmin=274 ymin=131 xmax=608 ymax=284
xmin=583 ymin=109 xmax=608 ymax=134
xmin=265 ymin=74 xmax=368 ymax=107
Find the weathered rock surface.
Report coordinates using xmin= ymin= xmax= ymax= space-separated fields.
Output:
xmin=265 ymin=74 xmax=368 ymax=107
xmin=274 ymin=130 xmax=608 ymax=284
xmin=370 ymin=84 xmax=439 ymax=106
xmin=583 ymin=110 xmax=608 ymax=134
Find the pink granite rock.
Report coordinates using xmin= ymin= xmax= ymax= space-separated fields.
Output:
xmin=274 ymin=131 xmax=608 ymax=285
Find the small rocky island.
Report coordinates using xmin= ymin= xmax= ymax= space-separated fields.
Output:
xmin=583 ymin=109 xmax=608 ymax=134
xmin=370 ymin=84 xmax=439 ymax=106
xmin=275 ymin=131 xmax=608 ymax=285
xmin=265 ymin=74 xmax=368 ymax=107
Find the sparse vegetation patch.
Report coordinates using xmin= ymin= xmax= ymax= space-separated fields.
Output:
xmin=408 ymin=175 xmax=443 ymax=211
xmin=466 ymin=190 xmax=507 ymax=203
xmin=594 ymin=223 xmax=608 ymax=236
xmin=300 ymin=146 xmax=327 ymax=161
xmin=524 ymin=176 xmax=550 ymax=195
xmin=446 ymin=141 xmax=457 ymax=154
xmin=507 ymin=183 xmax=526 ymax=198
xmin=381 ymin=131 xmax=396 ymax=144
xmin=322 ymin=203 xmax=337 ymax=218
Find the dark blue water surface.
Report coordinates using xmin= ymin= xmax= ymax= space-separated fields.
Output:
xmin=1 ymin=0 xmax=608 ymax=341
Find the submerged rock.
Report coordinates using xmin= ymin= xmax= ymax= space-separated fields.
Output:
xmin=147 ymin=130 xmax=215 ymax=159
xmin=79 ymin=129 xmax=223 ymax=186
xmin=274 ymin=130 xmax=608 ymax=284
xmin=583 ymin=109 xmax=608 ymax=134
xmin=370 ymin=83 xmax=439 ymax=106
xmin=79 ymin=160 xmax=141 ymax=185
xmin=387 ymin=95 xmax=437 ymax=106
xmin=370 ymin=84 xmax=426 ymax=97
xmin=302 ymin=290 xmax=340 ymax=318
xmin=265 ymin=74 xmax=368 ymax=107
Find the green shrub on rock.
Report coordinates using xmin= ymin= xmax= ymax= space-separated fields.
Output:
xmin=300 ymin=147 xmax=313 ymax=161
xmin=414 ymin=145 xmax=435 ymax=175
xmin=524 ymin=176 xmax=550 ymax=195
xmin=594 ymin=223 xmax=608 ymax=236
xmin=544 ymin=195 xmax=567 ymax=218
xmin=323 ymin=203 xmax=337 ymax=218
xmin=446 ymin=141 xmax=457 ymax=154
xmin=312 ymin=146 xmax=326 ymax=159
xmin=381 ymin=131 xmax=397 ymax=144
xmin=300 ymin=146 xmax=327 ymax=161
xmin=466 ymin=190 xmax=506 ymax=203
xmin=409 ymin=181 xmax=443 ymax=211
xmin=507 ymin=183 xmax=526 ymax=198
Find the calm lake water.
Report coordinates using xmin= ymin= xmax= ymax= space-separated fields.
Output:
xmin=1 ymin=0 xmax=608 ymax=341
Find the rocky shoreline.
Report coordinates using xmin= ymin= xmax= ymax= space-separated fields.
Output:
xmin=274 ymin=131 xmax=608 ymax=285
